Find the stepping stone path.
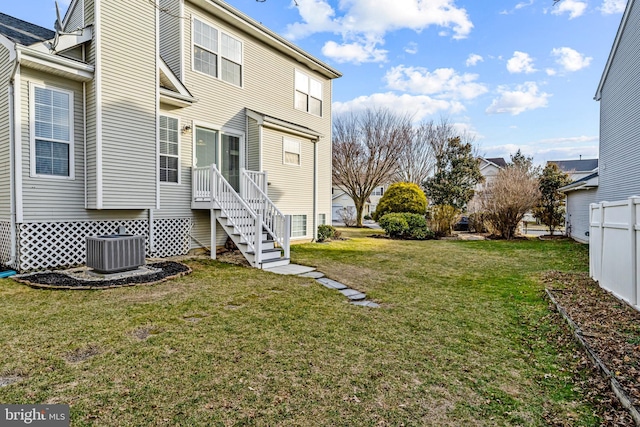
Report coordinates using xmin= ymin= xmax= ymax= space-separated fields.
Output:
xmin=308 ymin=274 xmax=379 ymax=308
xmin=266 ymin=263 xmax=380 ymax=308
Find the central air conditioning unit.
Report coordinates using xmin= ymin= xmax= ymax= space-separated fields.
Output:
xmin=86 ymin=230 xmax=145 ymax=274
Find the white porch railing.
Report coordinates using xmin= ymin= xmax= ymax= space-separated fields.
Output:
xmin=241 ymin=169 xmax=291 ymax=259
xmin=242 ymin=169 xmax=268 ymax=194
xmin=196 ymin=165 xmax=262 ymax=265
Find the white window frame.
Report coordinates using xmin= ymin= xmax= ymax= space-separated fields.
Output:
xmin=291 ymin=214 xmax=308 ymax=238
xmin=318 ymin=213 xmax=326 ymax=226
xmin=159 ymin=114 xmax=180 ymax=185
xmin=283 ymin=137 xmax=301 ymax=166
xmin=29 ymin=83 xmax=75 ymax=180
xmin=294 ymin=69 xmax=323 ymax=117
xmin=192 ymin=16 xmax=243 ymax=88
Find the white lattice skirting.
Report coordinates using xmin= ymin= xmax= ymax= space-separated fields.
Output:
xmin=0 ymin=222 xmax=13 ymax=268
xmin=18 ymin=218 xmax=192 ymax=271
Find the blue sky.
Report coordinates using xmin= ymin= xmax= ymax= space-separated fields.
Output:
xmin=2 ymin=0 xmax=627 ymax=164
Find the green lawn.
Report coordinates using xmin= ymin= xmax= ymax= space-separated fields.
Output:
xmin=0 ymin=228 xmax=603 ymax=426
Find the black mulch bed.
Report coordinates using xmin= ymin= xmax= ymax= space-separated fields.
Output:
xmin=13 ymin=261 xmax=191 ymax=290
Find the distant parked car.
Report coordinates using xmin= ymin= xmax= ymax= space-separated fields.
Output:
xmin=454 ymin=216 xmax=469 ymax=231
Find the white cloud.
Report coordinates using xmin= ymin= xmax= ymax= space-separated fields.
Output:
xmin=333 ymin=92 xmax=465 ymax=122
xmin=466 ymin=53 xmax=483 ymax=67
xmin=506 ymin=51 xmax=537 ymax=74
xmin=550 ymin=0 xmax=587 ymax=19
xmin=551 ymin=47 xmax=592 ymax=72
xmin=600 ymin=0 xmax=626 ymax=14
xmin=515 ymin=0 xmax=535 ymax=10
xmin=322 ymin=40 xmax=388 ymax=64
xmin=404 ymin=42 xmax=418 ymax=55
xmin=286 ymin=0 xmax=473 ymax=64
xmin=486 ymin=82 xmax=551 ymax=115
xmin=385 ymin=65 xmax=488 ymax=100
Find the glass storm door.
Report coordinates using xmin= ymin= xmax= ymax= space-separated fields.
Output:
xmin=195 ymin=127 xmax=218 ymax=169
xmin=221 ymin=134 xmax=240 ymax=192
xmin=195 ymin=127 xmax=241 ymax=192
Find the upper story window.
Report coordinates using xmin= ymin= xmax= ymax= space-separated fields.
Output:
xmin=295 ymin=70 xmax=322 ymax=116
xmin=159 ymin=116 xmax=179 ymax=183
xmin=31 ymin=85 xmax=74 ymax=178
xmin=193 ymin=18 xmax=242 ymax=87
xmin=372 ymin=186 xmax=384 ymax=196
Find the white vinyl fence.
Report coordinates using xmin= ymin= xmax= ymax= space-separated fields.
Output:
xmin=589 ymin=196 xmax=640 ymax=309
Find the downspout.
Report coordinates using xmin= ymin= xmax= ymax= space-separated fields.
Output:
xmin=8 ymin=48 xmax=21 ymax=268
xmin=312 ymin=138 xmax=318 ymax=241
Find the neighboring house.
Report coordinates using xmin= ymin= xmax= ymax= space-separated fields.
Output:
xmin=331 ymin=185 xmax=385 ymax=222
xmin=0 ymin=0 xmax=341 ymax=272
xmin=551 ymin=159 xmax=599 ymax=243
xmin=467 ymin=157 xmax=506 ymax=213
xmin=548 ymin=159 xmax=598 ymax=182
xmin=559 ymin=172 xmax=598 ymax=243
xmin=478 ymin=157 xmax=507 ymax=187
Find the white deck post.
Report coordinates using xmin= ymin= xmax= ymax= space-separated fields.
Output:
xmin=255 ymin=212 xmax=263 ymax=267
xmin=284 ymin=214 xmax=291 ymax=259
xmin=263 ymin=170 xmax=269 ymax=194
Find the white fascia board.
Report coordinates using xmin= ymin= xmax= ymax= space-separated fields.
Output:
xmin=17 ymin=45 xmax=94 ymax=81
xmin=159 ymin=57 xmax=196 ymax=101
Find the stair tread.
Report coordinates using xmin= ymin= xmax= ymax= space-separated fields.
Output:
xmin=246 ymin=248 xmax=282 ymax=255
xmin=261 ymin=257 xmax=290 ymax=264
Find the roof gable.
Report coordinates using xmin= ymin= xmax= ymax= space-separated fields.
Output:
xmin=0 ymin=12 xmax=54 ymax=46
xmin=595 ymin=0 xmax=636 ymax=100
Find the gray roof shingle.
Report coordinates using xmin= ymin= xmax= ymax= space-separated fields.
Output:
xmin=484 ymin=157 xmax=507 ymax=168
xmin=548 ymin=159 xmax=599 ymax=173
xmin=0 ymin=12 xmax=54 ymax=46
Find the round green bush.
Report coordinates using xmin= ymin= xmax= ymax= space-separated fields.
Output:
xmin=372 ymin=182 xmax=427 ymax=221
xmin=317 ymin=224 xmax=337 ymax=242
xmin=378 ymin=213 xmax=409 ymax=238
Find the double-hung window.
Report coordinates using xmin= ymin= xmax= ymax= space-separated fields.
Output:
xmin=295 ymin=70 xmax=322 ymax=116
xmin=291 ymin=214 xmax=307 ymax=238
xmin=31 ymin=85 xmax=73 ymax=178
xmin=193 ymin=18 xmax=242 ymax=87
xmin=159 ymin=116 xmax=179 ymax=183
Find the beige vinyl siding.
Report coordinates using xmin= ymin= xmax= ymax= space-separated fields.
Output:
xmin=159 ymin=0 xmax=182 ymax=79
xmin=189 ymin=210 xmax=227 ymax=249
xmin=262 ymin=128 xmax=314 ymax=237
xmin=18 ymin=68 xmax=133 ymax=222
xmin=99 ymin=0 xmax=157 ymax=208
xmin=0 ymin=45 xmax=12 ymax=220
xmin=566 ymin=189 xmax=598 ymax=244
xmin=598 ymin=0 xmax=640 ymax=202
xmin=64 ymin=0 xmax=85 ymax=31
xmin=247 ymin=116 xmax=259 ymax=171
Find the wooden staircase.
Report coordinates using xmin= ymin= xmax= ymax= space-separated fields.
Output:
xmin=194 ymin=165 xmax=291 ymax=269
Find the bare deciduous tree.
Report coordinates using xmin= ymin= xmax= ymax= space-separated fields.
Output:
xmin=333 ymin=108 xmax=411 ymax=227
xmin=394 ymin=118 xmax=472 ymax=185
xmin=478 ymin=166 xmax=541 ymax=239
